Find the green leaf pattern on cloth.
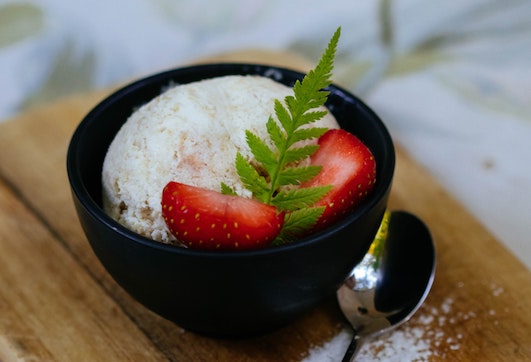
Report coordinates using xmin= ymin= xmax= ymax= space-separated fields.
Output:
xmin=1 ymin=1 xmax=531 ymax=357
xmin=0 ymin=0 xmax=530 ymax=269
xmin=0 ymin=3 xmax=43 ymax=47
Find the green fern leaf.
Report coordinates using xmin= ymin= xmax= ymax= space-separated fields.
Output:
xmin=271 ymin=185 xmax=332 ymax=211
xmin=226 ymin=27 xmax=341 ymax=242
xmin=273 ymin=206 xmax=326 ymax=245
xmin=277 ymin=165 xmax=322 ymax=186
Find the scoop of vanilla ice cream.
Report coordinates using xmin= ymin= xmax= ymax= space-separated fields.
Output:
xmin=102 ymin=75 xmax=339 ymax=243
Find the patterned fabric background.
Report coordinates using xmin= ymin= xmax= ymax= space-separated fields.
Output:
xmin=1 ymin=0 xmax=530 ymax=359
xmin=1 ymin=0 xmax=529 ymax=265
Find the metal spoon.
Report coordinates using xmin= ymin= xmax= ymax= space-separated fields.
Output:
xmin=337 ymin=210 xmax=436 ymax=361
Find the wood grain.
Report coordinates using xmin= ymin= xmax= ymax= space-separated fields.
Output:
xmin=0 ymin=52 xmax=529 ymax=361
xmin=0 ymin=148 xmax=166 ymax=361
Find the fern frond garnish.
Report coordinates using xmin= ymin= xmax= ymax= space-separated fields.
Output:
xmin=273 ymin=206 xmax=326 ymax=245
xmin=225 ymin=27 xmax=341 ymax=242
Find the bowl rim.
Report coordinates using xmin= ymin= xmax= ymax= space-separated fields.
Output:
xmin=67 ymin=63 xmax=395 ymax=259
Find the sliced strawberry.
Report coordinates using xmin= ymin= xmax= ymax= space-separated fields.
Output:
xmin=301 ymin=129 xmax=376 ymax=230
xmin=162 ymin=182 xmax=284 ymax=250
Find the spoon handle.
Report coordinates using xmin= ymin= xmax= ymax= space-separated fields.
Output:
xmin=342 ymin=335 xmax=361 ymax=362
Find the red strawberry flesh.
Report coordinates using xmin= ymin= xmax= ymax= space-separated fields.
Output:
xmin=301 ymin=129 xmax=376 ymax=230
xmin=162 ymin=182 xmax=284 ymax=250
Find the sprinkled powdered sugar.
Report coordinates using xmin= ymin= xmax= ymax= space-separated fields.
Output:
xmin=302 ymin=281 xmax=506 ymax=361
xmin=302 ymin=298 xmax=458 ymax=361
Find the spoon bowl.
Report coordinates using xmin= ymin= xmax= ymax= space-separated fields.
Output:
xmin=337 ymin=210 xmax=436 ymax=360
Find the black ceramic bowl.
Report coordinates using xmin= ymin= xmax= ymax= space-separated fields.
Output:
xmin=67 ymin=63 xmax=395 ymax=338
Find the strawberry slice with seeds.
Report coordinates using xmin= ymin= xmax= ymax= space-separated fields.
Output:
xmin=301 ymin=129 xmax=376 ymax=230
xmin=162 ymin=182 xmax=284 ymax=250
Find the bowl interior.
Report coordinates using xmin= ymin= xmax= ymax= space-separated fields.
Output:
xmin=69 ymin=63 xmax=395 ymax=252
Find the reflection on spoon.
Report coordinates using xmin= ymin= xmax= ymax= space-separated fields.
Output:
xmin=338 ymin=210 xmax=436 ymax=361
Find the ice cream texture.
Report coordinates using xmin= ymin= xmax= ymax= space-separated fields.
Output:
xmin=102 ymin=75 xmax=339 ymax=243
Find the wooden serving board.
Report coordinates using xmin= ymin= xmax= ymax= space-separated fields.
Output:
xmin=0 ymin=52 xmax=530 ymax=361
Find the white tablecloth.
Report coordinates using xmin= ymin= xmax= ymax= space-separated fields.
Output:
xmin=1 ymin=1 xmax=530 ymax=358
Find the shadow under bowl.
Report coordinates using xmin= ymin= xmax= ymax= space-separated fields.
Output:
xmin=66 ymin=63 xmax=395 ymax=338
